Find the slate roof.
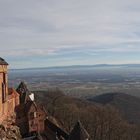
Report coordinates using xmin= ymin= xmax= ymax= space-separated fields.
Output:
xmin=45 ymin=118 xmax=69 ymax=140
xmin=16 ymin=81 xmax=30 ymax=104
xmin=68 ymin=121 xmax=89 ymax=140
xmin=0 ymin=57 xmax=8 ymax=65
xmin=15 ymin=100 xmax=46 ymax=117
xmin=25 ymin=100 xmax=46 ymax=113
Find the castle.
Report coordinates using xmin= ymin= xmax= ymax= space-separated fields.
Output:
xmin=0 ymin=57 xmax=90 ymax=140
xmin=0 ymin=58 xmax=19 ymax=123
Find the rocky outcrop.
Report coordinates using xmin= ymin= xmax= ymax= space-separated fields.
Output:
xmin=0 ymin=114 xmax=21 ymax=140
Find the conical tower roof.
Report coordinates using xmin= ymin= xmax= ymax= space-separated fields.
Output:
xmin=0 ymin=57 xmax=8 ymax=65
xmin=68 ymin=121 xmax=89 ymax=140
xmin=16 ymin=81 xmax=30 ymax=104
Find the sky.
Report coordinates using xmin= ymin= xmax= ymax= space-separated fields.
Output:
xmin=0 ymin=0 xmax=140 ymax=69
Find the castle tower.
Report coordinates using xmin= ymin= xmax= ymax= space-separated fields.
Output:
xmin=0 ymin=57 xmax=8 ymax=122
xmin=16 ymin=81 xmax=30 ymax=104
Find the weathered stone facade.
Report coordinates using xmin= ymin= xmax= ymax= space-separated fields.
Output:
xmin=0 ymin=58 xmax=19 ymax=124
xmin=15 ymin=99 xmax=46 ymax=136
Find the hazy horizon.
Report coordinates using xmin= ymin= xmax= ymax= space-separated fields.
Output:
xmin=8 ymin=63 xmax=140 ymax=70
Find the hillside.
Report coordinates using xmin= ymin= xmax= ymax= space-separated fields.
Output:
xmin=33 ymin=89 xmax=140 ymax=140
xmin=88 ymin=93 xmax=140 ymax=124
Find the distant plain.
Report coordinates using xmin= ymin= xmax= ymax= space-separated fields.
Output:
xmin=8 ymin=64 xmax=140 ymax=99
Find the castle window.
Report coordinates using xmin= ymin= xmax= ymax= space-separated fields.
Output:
xmin=2 ymin=82 xmax=6 ymax=103
xmin=34 ymin=112 xmax=37 ymax=118
xmin=30 ymin=112 xmax=37 ymax=119
xmin=2 ymin=73 xmax=6 ymax=103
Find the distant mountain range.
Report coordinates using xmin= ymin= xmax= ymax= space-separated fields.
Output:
xmin=10 ymin=64 xmax=140 ymax=70
xmin=88 ymin=93 xmax=140 ymax=124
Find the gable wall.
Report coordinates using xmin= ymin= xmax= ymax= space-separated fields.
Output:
xmin=28 ymin=104 xmax=46 ymax=133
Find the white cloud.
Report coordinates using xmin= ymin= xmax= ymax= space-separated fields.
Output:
xmin=0 ymin=0 xmax=140 ymax=67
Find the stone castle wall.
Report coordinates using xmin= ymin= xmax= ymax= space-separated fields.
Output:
xmin=0 ymin=64 xmax=19 ymax=123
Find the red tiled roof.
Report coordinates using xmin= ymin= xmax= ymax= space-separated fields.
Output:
xmin=8 ymin=88 xmax=19 ymax=99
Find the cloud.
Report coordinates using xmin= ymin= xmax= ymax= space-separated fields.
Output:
xmin=0 ymin=0 xmax=140 ymax=68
